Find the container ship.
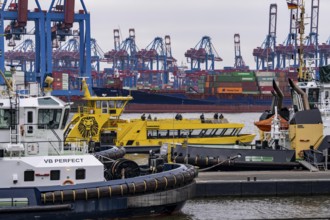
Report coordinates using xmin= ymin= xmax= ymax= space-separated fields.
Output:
xmin=92 ymin=70 xmax=297 ymax=113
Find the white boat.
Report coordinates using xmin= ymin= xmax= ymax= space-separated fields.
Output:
xmin=0 ymin=70 xmax=197 ymax=219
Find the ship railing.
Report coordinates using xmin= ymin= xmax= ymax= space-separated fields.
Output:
xmin=303 ymin=149 xmax=327 ymax=171
xmin=64 ymin=139 xmax=89 ymax=154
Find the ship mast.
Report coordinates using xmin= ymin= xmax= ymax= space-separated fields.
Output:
xmin=297 ymin=0 xmax=306 ymax=81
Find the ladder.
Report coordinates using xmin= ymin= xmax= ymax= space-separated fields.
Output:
xmin=298 ymin=160 xmax=319 ymax=172
xmin=9 ymin=94 xmax=19 ymax=144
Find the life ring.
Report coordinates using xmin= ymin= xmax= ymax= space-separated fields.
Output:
xmin=20 ymin=125 xmax=24 ymax=136
xmin=62 ymin=179 xmax=74 ymax=185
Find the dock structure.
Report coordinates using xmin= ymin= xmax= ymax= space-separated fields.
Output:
xmin=195 ymin=171 xmax=330 ymax=198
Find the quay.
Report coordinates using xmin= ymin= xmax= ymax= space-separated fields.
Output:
xmin=195 ymin=170 xmax=330 ymax=198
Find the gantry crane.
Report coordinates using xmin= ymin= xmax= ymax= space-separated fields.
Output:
xmin=139 ymin=35 xmax=176 ymax=86
xmin=253 ymin=3 xmax=277 ymax=70
xmin=304 ymin=0 xmax=319 ymax=67
xmin=5 ymin=38 xmax=35 ymax=72
xmin=46 ymin=0 xmax=92 ymax=96
xmin=184 ymin=36 xmax=222 ymax=71
xmin=275 ymin=0 xmax=299 ymax=69
xmin=0 ymin=0 xmax=46 ymax=84
xmin=233 ymin=33 xmax=248 ymax=70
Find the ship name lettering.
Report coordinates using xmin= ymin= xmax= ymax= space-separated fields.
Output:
xmin=54 ymin=158 xmax=84 ymax=163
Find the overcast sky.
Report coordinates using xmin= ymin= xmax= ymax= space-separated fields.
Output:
xmin=39 ymin=0 xmax=330 ymax=69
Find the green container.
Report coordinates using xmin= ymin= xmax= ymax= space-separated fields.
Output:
xmin=233 ymin=72 xmax=255 ymax=77
xmin=241 ymin=77 xmax=256 ymax=82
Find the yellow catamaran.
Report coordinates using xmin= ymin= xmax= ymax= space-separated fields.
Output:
xmin=64 ymin=79 xmax=255 ymax=153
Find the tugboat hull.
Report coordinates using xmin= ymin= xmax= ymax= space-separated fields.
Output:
xmin=0 ymin=183 xmax=194 ymax=219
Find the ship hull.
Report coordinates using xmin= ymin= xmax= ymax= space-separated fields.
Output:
xmin=170 ymin=144 xmax=300 ymax=171
xmin=0 ymin=185 xmax=192 ymax=220
xmin=0 ymin=163 xmax=196 ymax=219
xmin=92 ymin=87 xmax=291 ymax=113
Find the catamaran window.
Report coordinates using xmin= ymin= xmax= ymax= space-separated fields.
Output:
xmin=24 ymin=170 xmax=35 ymax=182
xmin=223 ymin=128 xmax=234 ymax=136
xmin=61 ymin=109 xmax=70 ymax=129
xmin=38 ymin=109 xmax=62 ymax=129
xmin=96 ymin=101 xmax=101 ymax=109
xmin=168 ymin=130 xmax=178 ymax=137
xmin=27 ymin=111 xmax=33 ymax=123
xmin=147 ymin=130 xmax=158 ymax=138
xmin=116 ymin=101 xmax=124 ymax=108
xmin=109 ymin=101 xmax=115 ymax=108
xmin=190 ymin=129 xmax=202 ymax=137
xmin=204 ymin=129 xmax=214 ymax=137
xmin=50 ymin=170 xmax=60 ymax=180
xmin=158 ymin=130 xmax=168 ymax=137
xmin=76 ymin=168 xmax=86 ymax=180
xmin=214 ymin=129 xmax=225 ymax=136
xmin=0 ymin=109 xmax=15 ymax=129
xmin=101 ymin=101 xmax=108 ymax=113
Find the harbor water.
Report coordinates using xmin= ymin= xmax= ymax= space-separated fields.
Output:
xmin=120 ymin=112 xmax=330 ymax=220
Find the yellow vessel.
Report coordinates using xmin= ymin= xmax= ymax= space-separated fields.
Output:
xmin=64 ymin=79 xmax=256 ymax=153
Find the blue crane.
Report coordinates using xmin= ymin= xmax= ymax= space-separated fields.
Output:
xmin=184 ymin=36 xmax=222 ymax=71
xmin=139 ymin=35 xmax=176 ymax=86
xmin=233 ymin=33 xmax=248 ymax=70
xmin=253 ymin=3 xmax=277 ymax=70
xmin=5 ymin=38 xmax=35 ymax=72
xmin=46 ymin=0 xmax=92 ymax=96
xmin=275 ymin=0 xmax=299 ymax=69
xmin=0 ymin=0 xmax=46 ymax=84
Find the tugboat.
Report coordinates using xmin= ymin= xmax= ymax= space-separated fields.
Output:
xmin=64 ymin=78 xmax=255 ymax=153
xmin=0 ymin=70 xmax=197 ymax=219
xmin=161 ymin=77 xmax=330 ymax=171
xmin=158 ymin=0 xmax=330 ymax=172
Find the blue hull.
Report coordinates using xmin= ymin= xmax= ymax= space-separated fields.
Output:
xmin=92 ymin=87 xmax=292 ymax=107
xmin=0 ymin=164 xmax=196 ymax=219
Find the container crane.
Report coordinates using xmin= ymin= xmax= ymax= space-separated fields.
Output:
xmin=46 ymin=0 xmax=92 ymax=96
xmin=5 ymin=38 xmax=35 ymax=72
xmin=253 ymin=3 xmax=277 ymax=70
xmin=233 ymin=33 xmax=248 ymax=70
xmin=139 ymin=35 xmax=176 ymax=86
xmin=104 ymin=29 xmax=139 ymax=88
xmin=275 ymin=0 xmax=299 ymax=69
xmin=184 ymin=36 xmax=222 ymax=71
xmin=319 ymin=37 xmax=330 ymax=66
xmin=304 ymin=0 xmax=319 ymax=67
xmin=0 ymin=0 xmax=46 ymax=84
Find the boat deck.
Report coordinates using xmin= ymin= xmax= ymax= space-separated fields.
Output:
xmin=195 ymin=170 xmax=330 ymax=198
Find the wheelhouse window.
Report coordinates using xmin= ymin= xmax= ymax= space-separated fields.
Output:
xmin=61 ymin=109 xmax=70 ymax=129
xmin=101 ymin=101 xmax=108 ymax=114
xmin=96 ymin=101 xmax=101 ymax=109
xmin=116 ymin=101 xmax=124 ymax=108
xmin=38 ymin=109 xmax=62 ymax=129
xmin=0 ymin=109 xmax=16 ymax=129
xmin=108 ymin=101 xmax=115 ymax=108
xmin=27 ymin=111 xmax=33 ymax=123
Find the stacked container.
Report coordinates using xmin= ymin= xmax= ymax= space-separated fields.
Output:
xmin=255 ymin=71 xmax=276 ymax=94
xmin=204 ymin=72 xmax=259 ymax=95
